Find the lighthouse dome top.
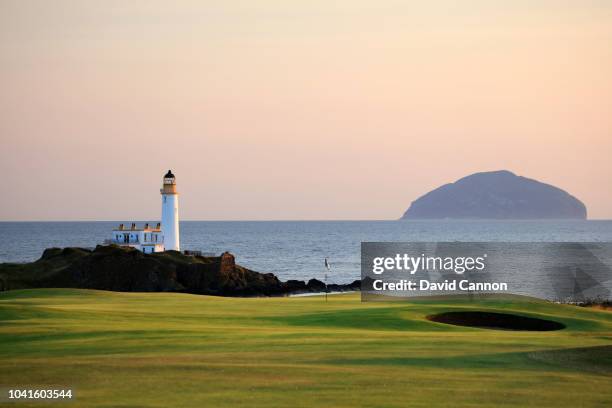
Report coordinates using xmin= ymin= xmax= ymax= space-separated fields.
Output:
xmin=162 ymin=170 xmax=178 ymax=192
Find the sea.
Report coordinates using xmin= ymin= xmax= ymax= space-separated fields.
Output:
xmin=1 ymin=220 xmax=612 ymax=287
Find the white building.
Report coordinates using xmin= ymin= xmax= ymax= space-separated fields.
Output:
xmin=110 ymin=223 xmax=165 ymax=254
xmin=109 ymin=170 xmax=180 ymax=254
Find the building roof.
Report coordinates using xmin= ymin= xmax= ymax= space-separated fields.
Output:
xmin=112 ymin=228 xmax=162 ymax=232
xmin=112 ymin=223 xmax=161 ymax=232
xmin=164 ymin=170 xmax=175 ymax=178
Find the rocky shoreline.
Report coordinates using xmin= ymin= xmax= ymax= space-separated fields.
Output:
xmin=0 ymin=245 xmax=360 ymax=297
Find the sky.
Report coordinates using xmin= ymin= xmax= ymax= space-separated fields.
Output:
xmin=0 ymin=0 xmax=611 ymax=221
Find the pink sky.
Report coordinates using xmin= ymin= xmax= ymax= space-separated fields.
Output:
xmin=1 ymin=1 xmax=611 ymax=220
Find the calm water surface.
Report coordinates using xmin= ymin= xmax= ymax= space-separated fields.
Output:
xmin=1 ymin=220 xmax=612 ymax=284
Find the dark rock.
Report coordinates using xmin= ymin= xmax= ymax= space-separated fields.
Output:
xmin=349 ymin=280 xmax=361 ymax=290
xmin=360 ymin=276 xmax=376 ymax=291
xmin=327 ymin=280 xmax=361 ymax=292
xmin=283 ymin=280 xmax=308 ymax=293
xmin=306 ymin=278 xmax=326 ymax=292
xmin=402 ymin=170 xmax=587 ymax=219
xmin=0 ymin=245 xmax=360 ymax=297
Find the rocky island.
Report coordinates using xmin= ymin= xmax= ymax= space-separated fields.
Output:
xmin=401 ymin=170 xmax=587 ymax=220
xmin=0 ymin=245 xmax=360 ymax=296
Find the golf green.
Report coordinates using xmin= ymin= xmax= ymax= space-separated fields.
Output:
xmin=1 ymin=289 xmax=611 ymax=407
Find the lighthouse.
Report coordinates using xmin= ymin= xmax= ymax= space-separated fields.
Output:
xmin=108 ymin=170 xmax=182 ymax=254
xmin=160 ymin=170 xmax=180 ymax=251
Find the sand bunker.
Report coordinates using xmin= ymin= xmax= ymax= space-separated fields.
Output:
xmin=427 ymin=311 xmax=565 ymax=331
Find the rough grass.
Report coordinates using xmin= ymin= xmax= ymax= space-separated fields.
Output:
xmin=0 ymin=289 xmax=611 ymax=407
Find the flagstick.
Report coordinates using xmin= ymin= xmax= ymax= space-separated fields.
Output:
xmin=325 ymin=273 xmax=328 ymax=302
xmin=324 ymin=257 xmax=330 ymax=303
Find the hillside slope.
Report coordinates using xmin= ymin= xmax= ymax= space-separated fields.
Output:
xmin=402 ymin=170 xmax=587 ymax=219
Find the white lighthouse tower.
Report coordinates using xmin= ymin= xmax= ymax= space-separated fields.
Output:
xmin=160 ymin=170 xmax=180 ymax=251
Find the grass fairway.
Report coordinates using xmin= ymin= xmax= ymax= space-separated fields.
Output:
xmin=1 ymin=289 xmax=611 ymax=407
